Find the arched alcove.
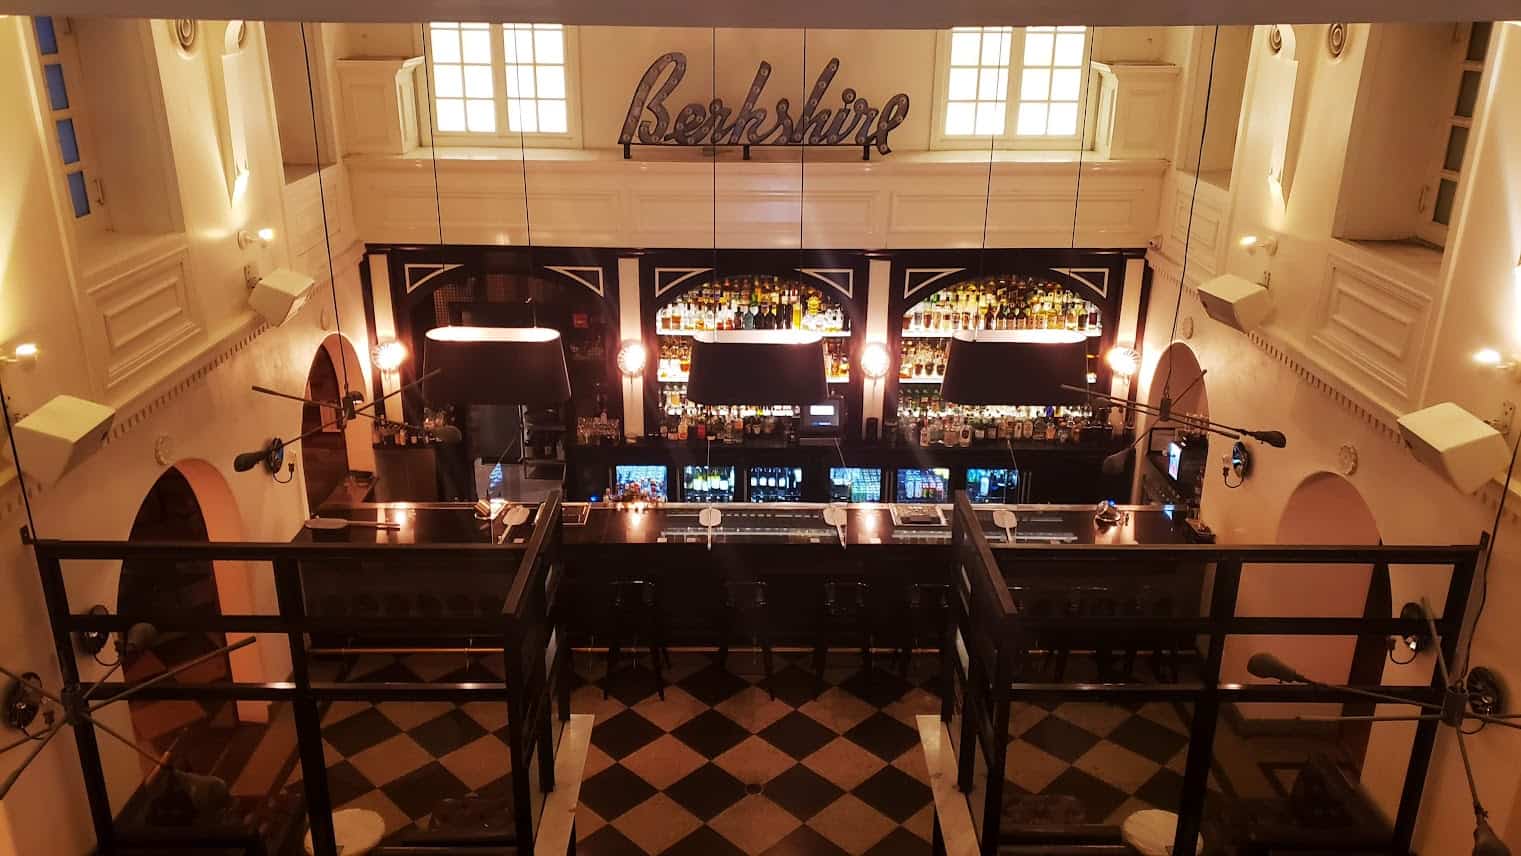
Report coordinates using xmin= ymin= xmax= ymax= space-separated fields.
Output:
xmin=302 ymin=333 xmax=373 ymax=511
xmin=1136 ymin=342 xmax=1209 ymax=509
xmin=1144 ymin=341 xmax=1209 ymax=417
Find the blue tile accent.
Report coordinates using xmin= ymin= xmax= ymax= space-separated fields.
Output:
xmin=34 ymin=16 xmax=58 ymax=55
xmin=56 ymin=118 xmax=79 ymax=164
xmin=67 ymin=171 xmax=90 ymax=218
xmin=43 ymin=63 xmax=68 ymax=111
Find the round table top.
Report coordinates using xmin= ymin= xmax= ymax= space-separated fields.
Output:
xmin=1121 ymin=808 xmax=1203 ymax=856
xmin=305 ymin=808 xmax=385 ymax=855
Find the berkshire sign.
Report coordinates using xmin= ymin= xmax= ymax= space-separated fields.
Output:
xmin=618 ymin=52 xmax=910 ymax=158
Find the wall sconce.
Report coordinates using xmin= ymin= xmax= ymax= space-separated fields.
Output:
xmin=3 ymin=672 xmax=44 ymax=730
xmin=0 ymin=342 xmax=39 ymax=368
xmin=232 ymin=165 xmax=250 ymax=201
xmin=616 ymin=340 xmax=647 ymax=378
xmin=1105 ymin=346 xmax=1139 ymax=378
xmin=372 ymin=340 xmax=408 ymax=373
xmin=1472 ymin=347 xmax=1521 ymax=383
xmin=1239 ymin=234 xmax=1279 ymax=256
xmin=236 ymin=227 xmax=275 ymax=249
xmin=1389 ymin=601 xmax=1430 ymax=664
xmin=860 ymin=341 xmax=891 ymax=380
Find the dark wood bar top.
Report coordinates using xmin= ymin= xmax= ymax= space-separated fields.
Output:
xmin=292 ymin=502 xmax=537 ymax=545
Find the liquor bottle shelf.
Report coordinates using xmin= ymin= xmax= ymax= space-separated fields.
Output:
xmin=898 ymin=376 xmax=947 ymax=384
xmin=899 ymin=328 xmax=1102 ymax=339
xmin=657 ymin=373 xmax=850 ymax=384
xmin=658 ymin=329 xmax=852 ymax=338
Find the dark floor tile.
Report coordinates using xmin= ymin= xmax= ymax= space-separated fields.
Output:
xmin=380 ymin=761 xmax=471 ymax=821
xmin=1133 ymin=767 xmax=1184 ymax=812
xmin=765 ymin=764 xmax=845 ymax=821
xmin=407 ymin=707 xmax=489 ymax=757
xmin=762 ymin=824 xmax=851 ymax=855
xmin=322 ymin=761 xmax=375 ymax=807
xmin=1040 ymin=766 xmax=1129 ymax=823
xmin=474 ymin=773 xmax=514 ymax=801
xmin=600 ymin=664 xmax=664 ymax=707
xmin=760 ymin=665 xmax=828 ymax=707
xmin=591 ymin=709 xmax=666 ymax=760
xmin=323 ymin=707 xmax=401 ymax=757
xmin=844 ymin=713 xmax=921 ymax=762
xmin=1018 ymin=714 xmax=1101 ymax=763
xmin=578 ymin=764 xmax=658 ymax=821
xmin=575 ymin=825 xmax=648 ymax=856
xmin=663 ymin=824 xmax=750 ymax=856
xmin=1107 ymin=715 xmax=1190 ymax=766
xmin=761 ymin=711 xmax=840 ymax=760
xmin=678 ymin=664 xmax=752 ymax=706
xmin=352 ymin=661 xmax=425 ymax=684
xmin=864 ymin=827 xmax=932 ymax=855
xmin=671 ymin=709 xmax=751 ymax=758
xmin=664 ymin=763 xmax=748 ymax=821
xmin=851 ymin=765 xmax=931 ymax=823
xmin=838 ymin=668 xmax=912 ymax=709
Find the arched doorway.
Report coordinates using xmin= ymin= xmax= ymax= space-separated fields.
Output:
xmin=1137 ymin=342 xmax=1210 ymax=510
xmin=302 ymin=342 xmax=349 ymax=510
xmin=119 ymin=467 xmax=235 ymax=774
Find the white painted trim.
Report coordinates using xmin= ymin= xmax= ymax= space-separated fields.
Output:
xmin=617 ymin=255 xmax=643 ymax=438
xmin=863 ymin=258 xmax=891 ymax=433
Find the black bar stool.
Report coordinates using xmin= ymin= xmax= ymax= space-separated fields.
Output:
xmin=606 ymin=579 xmax=670 ymax=701
xmin=814 ymin=580 xmax=872 ymax=680
xmin=717 ymin=580 xmax=776 ymax=697
xmin=898 ymin=583 xmax=950 ymax=680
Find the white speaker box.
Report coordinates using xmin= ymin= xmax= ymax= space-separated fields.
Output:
xmin=248 ymin=268 xmax=316 ymax=327
xmin=12 ymin=395 xmax=116 ymax=485
xmin=1198 ymin=274 xmax=1273 ymax=333
xmin=1398 ymin=402 xmax=1509 ymax=494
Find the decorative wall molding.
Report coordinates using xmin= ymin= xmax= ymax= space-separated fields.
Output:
xmin=82 ymin=247 xmax=202 ymax=393
xmin=903 ymin=268 xmax=964 ymax=302
xmin=336 ymin=57 xmax=424 ymax=156
xmin=1306 ymin=251 xmax=1434 ymax=412
xmin=653 ymin=267 xmax=713 ymax=298
xmin=797 ymin=268 xmax=853 ymax=301
xmin=545 ymin=265 xmax=605 ymax=297
xmin=404 ymin=263 xmax=465 ymax=293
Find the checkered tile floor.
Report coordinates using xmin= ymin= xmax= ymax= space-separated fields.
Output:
xmin=290 ymin=649 xmax=1242 ymax=855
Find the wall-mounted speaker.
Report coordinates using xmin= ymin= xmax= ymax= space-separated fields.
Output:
xmin=247 ymin=268 xmax=316 ymax=327
xmin=11 ymin=395 xmax=115 ymax=485
xmin=1198 ymin=274 xmax=1273 ymax=334
xmin=1397 ymin=402 xmax=1509 ymax=494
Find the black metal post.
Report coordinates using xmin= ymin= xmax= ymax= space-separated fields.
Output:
xmin=1171 ymin=558 xmax=1241 ymax=856
xmin=274 ymin=558 xmax=337 ymax=856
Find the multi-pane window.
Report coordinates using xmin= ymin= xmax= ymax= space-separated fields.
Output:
xmin=938 ymin=26 xmax=1090 ymax=147
xmin=32 ymin=16 xmax=100 ymax=220
xmin=1420 ymin=22 xmax=1491 ymax=245
xmin=426 ymin=22 xmax=576 ymax=144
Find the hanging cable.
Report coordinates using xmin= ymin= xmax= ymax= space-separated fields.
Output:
xmin=299 ymin=24 xmax=350 ymax=398
xmin=0 ymin=380 xmax=39 ymax=540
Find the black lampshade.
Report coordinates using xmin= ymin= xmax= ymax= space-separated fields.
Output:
xmin=423 ymin=326 xmax=572 ymax=406
xmin=939 ymin=330 xmax=1089 ymax=406
xmin=687 ymin=331 xmax=828 ymax=406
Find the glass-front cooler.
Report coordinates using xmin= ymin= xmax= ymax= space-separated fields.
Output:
xmin=611 ymin=464 xmax=669 ymax=502
xmin=966 ymin=468 xmax=1018 ymax=503
xmin=683 ymin=465 xmax=737 ymax=502
xmin=895 ymin=467 xmax=951 ymax=502
xmin=747 ymin=466 xmax=805 ymax=502
xmin=829 ymin=467 xmax=883 ymax=503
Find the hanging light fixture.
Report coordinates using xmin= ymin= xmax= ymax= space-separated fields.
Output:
xmin=616 ymin=341 xmax=648 ymax=378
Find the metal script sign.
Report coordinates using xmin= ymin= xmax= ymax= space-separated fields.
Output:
xmin=619 ymin=52 xmax=910 ymax=157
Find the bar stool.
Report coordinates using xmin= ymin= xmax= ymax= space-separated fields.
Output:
xmin=897 ymin=583 xmax=950 ymax=680
xmin=606 ymin=579 xmax=670 ymax=701
xmin=717 ymin=580 xmax=775 ymax=696
xmin=814 ymin=581 xmax=872 ymax=680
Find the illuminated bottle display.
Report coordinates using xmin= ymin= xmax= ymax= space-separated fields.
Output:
xmin=901 ymin=276 xmax=1100 ymax=335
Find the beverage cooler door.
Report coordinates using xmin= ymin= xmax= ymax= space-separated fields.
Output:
xmin=611 ymin=464 xmax=671 ymax=502
xmin=829 ymin=467 xmax=883 ymax=503
xmin=966 ymin=468 xmax=1023 ymax=504
xmin=747 ymin=466 xmax=805 ymax=503
xmin=683 ymin=466 xmax=737 ymax=503
xmin=894 ymin=468 xmax=951 ymax=503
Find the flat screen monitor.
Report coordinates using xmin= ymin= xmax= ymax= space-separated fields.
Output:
xmin=830 ymin=467 xmax=883 ymax=503
xmin=966 ymin=468 xmax=1018 ymax=504
xmin=748 ymin=466 xmax=805 ymax=502
xmin=896 ymin=468 xmax=951 ymax=503
xmin=612 ymin=465 xmax=668 ymax=501
xmin=683 ymin=466 xmax=737 ymax=502
xmin=1166 ymin=441 xmax=1183 ymax=481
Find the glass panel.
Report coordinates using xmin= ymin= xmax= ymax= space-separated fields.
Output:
xmin=536 ymin=65 xmax=564 ymax=99
xmin=538 ymin=99 xmax=567 ymax=133
xmin=1443 ymin=125 xmax=1469 ymax=173
xmin=509 ymin=98 xmax=536 ymax=132
xmin=1455 ymin=69 xmax=1481 ymax=118
xmin=430 ymin=25 xmax=461 ymax=63
xmin=516 ymin=29 xmax=535 ymax=63
xmin=1467 ymin=22 xmax=1493 ymax=62
xmin=1021 ymin=68 xmax=1051 ymax=100
xmin=33 ymin=16 xmax=58 ymax=55
xmin=949 ymin=67 xmax=978 ymax=100
xmin=1053 ymin=31 xmax=1086 ymax=66
xmin=1048 ymin=102 xmax=1079 ymax=136
xmin=951 ymin=30 xmax=981 ymax=65
xmin=55 ymin=118 xmax=79 ymax=164
xmin=1433 ymin=178 xmax=1458 ymax=225
xmin=1024 ymin=32 xmax=1054 ymax=66
xmin=463 ymin=65 xmax=493 ymax=99
xmin=460 ymin=28 xmax=491 ymax=63
xmin=1051 ymin=68 xmax=1082 ymax=101
xmin=534 ymin=27 xmax=564 ymax=64
xmin=435 ymin=98 xmax=466 ymax=132
xmin=515 ymin=66 xmax=536 ymax=98
xmin=465 ymin=99 xmax=497 ymax=133
xmin=43 ymin=63 xmax=68 ymax=111
xmin=945 ymin=101 xmax=975 ymax=135
xmin=978 ymin=67 xmax=1001 ymax=100
xmin=66 ymin=170 xmax=90 ymax=217
xmin=981 ymin=28 xmax=1009 ymax=65
xmin=433 ymin=65 xmax=463 ymax=98
xmin=1016 ymin=102 xmax=1048 ymax=136
xmin=975 ymin=101 xmax=1005 ymax=135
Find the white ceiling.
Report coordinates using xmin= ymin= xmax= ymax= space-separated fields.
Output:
xmin=2 ymin=0 xmax=1516 ymax=26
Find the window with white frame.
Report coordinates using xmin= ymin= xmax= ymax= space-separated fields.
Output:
xmin=30 ymin=16 xmax=105 ymax=224
xmin=1418 ymin=21 xmax=1491 ymax=246
xmin=936 ymin=25 xmax=1091 ymax=148
xmin=426 ymin=22 xmax=578 ymax=145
